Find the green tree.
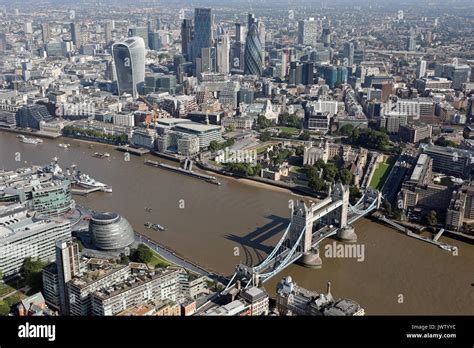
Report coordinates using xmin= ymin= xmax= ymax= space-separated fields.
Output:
xmin=22 ymin=258 xmax=46 ymax=292
xmin=4 ymin=293 xmax=21 ymax=307
xmin=424 ymin=210 xmax=438 ymax=226
xmin=136 ymin=244 xmax=153 ymax=264
xmin=338 ymin=169 xmax=353 ymax=185
xmin=349 ymin=186 xmax=362 ymax=205
xmin=295 ymin=146 xmax=304 ymax=156
xmin=323 ymin=162 xmax=338 ymax=182
xmin=0 ymin=300 xmax=9 ymax=316
xmin=259 ymin=132 xmax=272 ymax=142
xmin=298 ymin=130 xmax=311 ymax=140
xmin=308 ymin=176 xmax=327 ymax=192
xmin=257 ymin=115 xmax=272 ymax=129
xmin=279 ymin=131 xmax=294 ymax=139
xmin=209 ymin=140 xmax=220 ymax=151
xmin=119 ymin=253 xmax=130 ymax=265
xmin=338 ymin=124 xmax=354 ymax=136
xmin=382 ymin=200 xmax=392 ymax=216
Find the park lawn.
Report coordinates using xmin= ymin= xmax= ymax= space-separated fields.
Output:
xmin=256 ymin=146 xmax=269 ymax=154
xmin=277 ymin=127 xmax=300 ymax=135
xmin=148 ymin=250 xmax=172 ymax=269
xmin=0 ymin=283 xmax=15 ymax=297
xmin=290 ymin=166 xmax=306 ymax=174
xmin=369 ymin=159 xmax=392 ymax=189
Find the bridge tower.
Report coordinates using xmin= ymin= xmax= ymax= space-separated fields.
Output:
xmin=289 ymin=201 xmax=313 ymax=253
xmin=330 ymin=182 xmax=350 ymax=228
xmin=290 ymin=201 xmax=322 ymax=268
xmin=331 ymin=183 xmax=358 ymax=242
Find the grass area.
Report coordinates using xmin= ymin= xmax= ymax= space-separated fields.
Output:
xmin=256 ymin=146 xmax=269 ymax=154
xmin=276 ymin=127 xmax=300 ymax=135
xmin=0 ymin=283 xmax=15 ymax=297
xmin=369 ymin=157 xmax=392 ymax=189
xmin=290 ymin=166 xmax=306 ymax=174
xmin=147 ymin=250 xmax=172 ymax=269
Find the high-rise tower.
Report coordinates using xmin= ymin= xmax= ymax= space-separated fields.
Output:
xmin=112 ymin=36 xmax=146 ymax=98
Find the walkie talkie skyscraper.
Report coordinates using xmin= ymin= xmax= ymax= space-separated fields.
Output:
xmin=112 ymin=36 xmax=145 ymax=98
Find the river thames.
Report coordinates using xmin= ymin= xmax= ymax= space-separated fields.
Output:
xmin=1 ymin=131 xmax=473 ymax=314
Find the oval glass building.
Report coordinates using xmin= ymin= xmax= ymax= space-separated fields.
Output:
xmin=112 ymin=36 xmax=145 ymax=98
xmin=89 ymin=212 xmax=134 ymax=250
xmin=244 ymin=24 xmax=263 ymax=77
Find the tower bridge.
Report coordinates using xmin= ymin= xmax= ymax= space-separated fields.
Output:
xmin=223 ymin=183 xmax=382 ymax=291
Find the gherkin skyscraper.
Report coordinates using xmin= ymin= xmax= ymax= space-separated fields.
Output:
xmin=244 ymin=23 xmax=263 ymax=77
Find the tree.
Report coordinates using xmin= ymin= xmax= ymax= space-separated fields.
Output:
xmin=22 ymin=258 xmax=46 ymax=292
xmin=298 ymin=130 xmax=311 ymax=140
xmin=338 ymin=124 xmax=354 ymax=136
xmin=119 ymin=253 xmax=130 ymax=265
xmin=338 ymin=169 xmax=353 ymax=185
xmin=295 ymin=146 xmax=304 ymax=156
xmin=257 ymin=115 xmax=272 ymax=130
xmin=77 ymin=240 xmax=84 ymax=252
xmin=424 ymin=210 xmax=438 ymax=226
xmin=382 ymin=200 xmax=392 ymax=216
xmin=209 ymin=140 xmax=220 ymax=151
xmin=136 ymin=244 xmax=153 ymax=264
xmin=259 ymin=132 xmax=272 ymax=142
xmin=0 ymin=301 xmax=9 ymax=316
xmin=279 ymin=131 xmax=294 ymax=139
xmin=349 ymin=186 xmax=362 ymax=205
xmin=309 ymin=176 xmax=327 ymax=193
xmin=323 ymin=162 xmax=338 ymax=182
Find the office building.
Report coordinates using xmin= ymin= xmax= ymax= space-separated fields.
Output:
xmin=298 ymin=18 xmax=320 ymax=46
xmin=70 ymin=22 xmax=81 ymax=48
xmin=112 ymin=37 xmax=146 ymax=98
xmin=31 ymin=180 xmax=73 ymax=217
xmin=128 ymin=27 xmax=149 ymax=49
xmin=443 ymin=64 xmax=470 ymax=90
xmin=104 ymin=21 xmax=113 ymax=45
xmin=407 ymin=35 xmax=416 ymax=51
xmin=191 ymin=8 xmax=213 ymax=64
xmin=423 ymin=145 xmax=472 ymax=179
xmin=416 ymin=59 xmax=427 ymax=79
xmin=343 ymin=42 xmax=354 ymax=66
xmin=181 ymin=19 xmax=193 ymax=60
xmin=0 ymin=206 xmax=72 ymax=278
xmin=216 ymin=34 xmax=230 ymax=74
xmin=244 ymin=23 xmax=263 ymax=77
xmin=399 ymin=124 xmax=432 ymax=144
xmin=15 ymin=104 xmax=54 ymax=130
xmin=56 ymin=241 xmax=80 ymax=315
xmin=41 ymin=23 xmax=50 ymax=43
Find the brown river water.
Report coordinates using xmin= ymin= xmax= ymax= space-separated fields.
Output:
xmin=1 ymin=131 xmax=473 ymax=314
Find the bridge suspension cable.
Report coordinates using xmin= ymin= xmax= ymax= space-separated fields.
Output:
xmin=253 ymin=222 xmax=291 ymax=273
xmin=259 ymin=226 xmax=306 ymax=281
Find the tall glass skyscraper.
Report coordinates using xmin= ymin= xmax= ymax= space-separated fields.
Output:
xmin=112 ymin=37 xmax=146 ymax=98
xmin=244 ymin=23 xmax=263 ymax=77
xmin=191 ymin=8 xmax=213 ymax=64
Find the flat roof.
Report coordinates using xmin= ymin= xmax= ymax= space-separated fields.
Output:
xmin=175 ymin=123 xmax=221 ymax=133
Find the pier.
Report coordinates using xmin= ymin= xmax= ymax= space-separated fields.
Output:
xmin=377 ymin=215 xmax=457 ymax=252
xmin=144 ymin=159 xmax=221 ymax=185
xmin=71 ymin=187 xmax=105 ymax=195
xmin=116 ymin=145 xmax=150 ymax=156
